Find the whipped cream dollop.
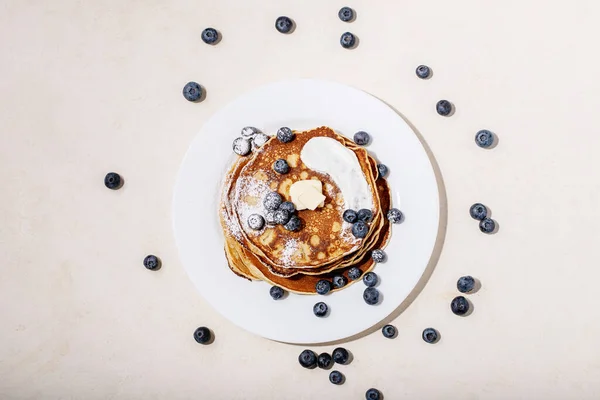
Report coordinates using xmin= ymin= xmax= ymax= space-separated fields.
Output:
xmin=300 ymin=137 xmax=373 ymax=210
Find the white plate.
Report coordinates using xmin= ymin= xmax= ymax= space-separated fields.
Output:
xmin=173 ymin=79 xmax=440 ymax=344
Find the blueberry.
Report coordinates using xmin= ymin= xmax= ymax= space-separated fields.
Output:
xmin=275 ymin=16 xmax=294 ymax=34
xmin=422 ymin=327 xmax=439 ymax=344
xmin=247 ymin=214 xmax=265 ymax=230
xmin=241 ymin=126 xmax=259 ymax=137
xmin=387 ymin=208 xmax=403 ymax=224
xmin=201 ymin=28 xmax=219 ymax=45
xmin=193 ymin=327 xmax=212 ymax=344
xmin=416 ymin=64 xmax=431 ymax=79
xmin=313 ymin=301 xmax=328 ymax=317
xmin=363 ymin=287 xmax=380 ymax=305
xmin=298 ymin=349 xmax=317 ymax=369
xmin=352 ymin=221 xmax=369 ymax=238
xmin=436 ymin=100 xmax=453 ymax=116
xmin=353 ymin=131 xmax=370 ymax=145
xmin=232 ymin=137 xmax=252 ymax=156
xmin=252 ymin=133 xmax=270 ymax=148
xmin=315 ymin=280 xmax=331 ymax=295
xmin=338 ymin=6 xmax=354 ymax=22
xmin=340 ymin=32 xmax=356 ymax=49
xmin=475 ymin=129 xmax=494 ymax=148
xmin=104 ymin=172 xmax=122 ymax=190
xmin=382 ymin=324 xmax=396 ymax=338
xmin=363 ymin=271 xmax=378 ymax=287
xmin=332 ymin=275 xmax=347 ymax=289
xmin=329 ymin=370 xmax=344 ymax=385
xmin=143 ymin=255 xmax=161 ymax=270
xmin=469 ymin=203 xmax=488 ymax=220
xmin=269 ymin=286 xmax=285 ymax=300
xmin=265 ymin=211 xmax=277 ymax=226
xmin=317 ymin=353 xmax=333 ymax=369
xmin=283 ymin=215 xmax=302 ymax=231
xmin=273 ymin=159 xmax=290 ymax=174
xmin=357 ymin=209 xmax=372 ymax=222
xmin=457 ymin=276 xmax=476 ymax=293
xmin=182 ymin=82 xmax=203 ymax=102
xmin=263 ymin=192 xmax=283 ymax=211
xmin=479 ymin=218 xmax=496 ymax=234
xmin=377 ymin=164 xmax=389 ymax=178
xmin=366 ymin=388 xmax=382 ymax=400
xmin=277 ymin=127 xmax=295 ymax=143
xmin=348 ymin=267 xmax=362 ymax=280
xmin=371 ymin=249 xmax=385 ymax=263
xmin=343 ymin=209 xmax=358 ymax=223
xmin=274 ymin=209 xmax=291 ymax=225
xmin=332 ymin=347 xmax=349 ymax=365
xmin=451 ymin=296 xmax=470 ymax=316
xmin=279 ymin=201 xmax=296 ymax=214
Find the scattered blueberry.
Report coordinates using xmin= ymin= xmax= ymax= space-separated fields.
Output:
xmin=377 ymin=164 xmax=389 ymax=178
xmin=353 ymin=131 xmax=370 ymax=145
xmin=263 ymin=192 xmax=283 ymax=211
xmin=104 ymin=172 xmax=122 ymax=190
xmin=329 ymin=370 xmax=344 ymax=385
xmin=338 ymin=6 xmax=354 ymax=22
xmin=273 ymin=159 xmax=290 ymax=174
xmin=366 ymin=388 xmax=382 ymax=400
xmin=298 ymin=349 xmax=317 ymax=369
xmin=201 ymin=28 xmax=219 ymax=45
xmin=283 ymin=215 xmax=302 ymax=231
xmin=436 ymin=100 xmax=453 ymax=116
xmin=313 ymin=301 xmax=329 ymax=317
xmin=182 ymin=82 xmax=203 ymax=102
xmin=232 ymin=137 xmax=252 ymax=156
xmin=332 ymin=347 xmax=349 ymax=364
xmin=469 ymin=203 xmax=488 ymax=220
xmin=363 ymin=287 xmax=380 ymax=305
xmin=317 ymin=353 xmax=333 ymax=369
xmin=252 ymin=133 xmax=270 ymax=148
xmin=348 ymin=267 xmax=362 ymax=280
xmin=332 ymin=275 xmax=347 ymax=289
xmin=279 ymin=201 xmax=296 ymax=214
xmin=479 ymin=218 xmax=496 ymax=234
xmin=277 ymin=127 xmax=295 ymax=143
xmin=275 ymin=16 xmax=294 ymax=34
xmin=265 ymin=211 xmax=276 ymax=226
xmin=371 ymin=249 xmax=385 ymax=263
xmin=340 ymin=32 xmax=356 ymax=49
xmin=363 ymin=272 xmax=378 ymax=287
xmin=357 ymin=209 xmax=373 ymax=222
xmin=422 ymin=327 xmax=439 ymax=344
xmin=352 ymin=221 xmax=368 ymax=238
xmin=343 ymin=209 xmax=358 ymax=223
xmin=274 ymin=209 xmax=291 ymax=225
xmin=387 ymin=208 xmax=403 ymax=224
xmin=241 ymin=126 xmax=259 ymax=137
xmin=457 ymin=276 xmax=476 ymax=293
xmin=247 ymin=214 xmax=265 ymax=230
xmin=475 ymin=129 xmax=494 ymax=148
xmin=382 ymin=324 xmax=396 ymax=338
xmin=315 ymin=280 xmax=332 ymax=295
xmin=451 ymin=296 xmax=470 ymax=316
xmin=193 ymin=327 xmax=212 ymax=344
xmin=269 ymin=286 xmax=285 ymax=300
xmin=416 ymin=64 xmax=431 ymax=79
xmin=143 ymin=255 xmax=161 ymax=270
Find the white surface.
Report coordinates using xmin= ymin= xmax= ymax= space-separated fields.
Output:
xmin=173 ymin=79 xmax=440 ymax=343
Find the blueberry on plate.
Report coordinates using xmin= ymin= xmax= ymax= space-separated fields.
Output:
xmin=313 ymin=301 xmax=328 ymax=317
xmin=382 ymin=324 xmax=396 ymax=338
xmin=269 ymin=286 xmax=285 ymax=300
xmin=348 ymin=267 xmax=362 ymax=280
xmin=275 ymin=16 xmax=294 ymax=34
xmin=363 ymin=287 xmax=380 ymax=305
xmin=317 ymin=353 xmax=333 ymax=369
xmin=252 ymin=133 xmax=270 ymax=148
xmin=232 ymin=137 xmax=252 ymax=156
xmin=201 ymin=28 xmax=219 ymax=45
xmin=143 ymin=255 xmax=161 ymax=271
xmin=436 ymin=100 xmax=453 ymax=116
xmin=273 ymin=159 xmax=290 ymax=174
xmin=457 ymin=276 xmax=476 ymax=293
xmin=357 ymin=209 xmax=373 ymax=222
xmin=247 ymin=214 xmax=265 ymax=230
xmin=332 ymin=347 xmax=349 ymax=364
xmin=329 ymin=370 xmax=344 ymax=385
xmin=104 ymin=172 xmax=122 ymax=190
xmin=416 ymin=64 xmax=431 ymax=79
xmin=263 ymin=191 xmax=283 ymax=211
xmin=283 ymin=215 xmax=302 ymax=231
xmin=340 ymin=32 xmax=356 ymax=49
xmin=343 ymin=209 xmax=358 ymax=223
xmin=475 ymin=129 xmax=494 ymax=148
xmin=332 ymin=275 xmax=347 ymax=289
xmin=387 ymin=208 xmax=403 ymax=224
xmin=377 ymin=164 xmax=389 ymax=178
xmin=193 ymin=327 xmax=212 ymax=344
xmin=451 ymin=296 xmax=470 ymax=315
xmin=352 ymin=221 xmax=369 ymax=238
xmin=274 ymin=209 xmax=291 ymax=225
xmin=353 ymin=131 xmax=370 ymax=145
xmin=469 ymin=203 xmax=488 ymax=220
xmin=315 ymin=280 xmax=332 ymax=295
xmin=182 ymin=82 xmax=203 ymax=102
xmin=279 ymin=201 xmax=296 ymax=214
xmin=363 ymin=271 xmax=378 ymax=287
xmin=277 ymin=127 xmax=295 ymax=143
xmin=338 ymin=6 xmax=354 ymax=22
xmin=264 ymin=211 xmax=277 ymax=226
xmin=366 ymin=388 xmax=382 ymax=400
xmin=298 ymin=349 xmax=317 ymax=369
xmin=371 ymin=249 xmax=385 ymax=263
xmin=241 ymin=126 xmax=259 ymax=137
xmin=422 ymin=327 xmax=439 ymax=344
xmin=479 ymin=218 xmax=496 ymax=234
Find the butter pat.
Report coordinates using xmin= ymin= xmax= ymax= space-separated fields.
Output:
xmin=289 ymin=180 xmax=326 ymax=210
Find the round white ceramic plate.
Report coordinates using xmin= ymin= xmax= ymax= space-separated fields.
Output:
xmin=173 ymin=79 xmax=440 ymax=344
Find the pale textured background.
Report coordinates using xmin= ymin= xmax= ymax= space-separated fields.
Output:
xmin=1 ymin=0 xmax=599 ymax=399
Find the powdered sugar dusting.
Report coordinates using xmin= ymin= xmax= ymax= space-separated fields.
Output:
xmin=235 ymin=175 xmax=271 ymax=234
xmin=280 ymin=238 xmax=299 ymax=267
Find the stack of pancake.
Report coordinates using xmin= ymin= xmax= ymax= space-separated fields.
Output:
xmin=219 ymin=126 xmax=391 ymax=294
